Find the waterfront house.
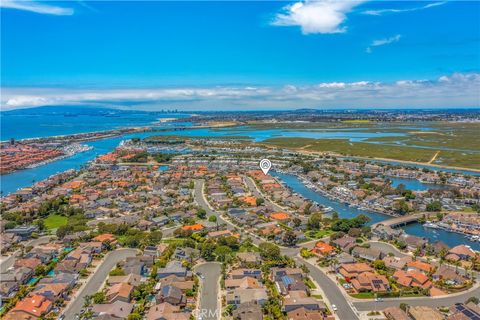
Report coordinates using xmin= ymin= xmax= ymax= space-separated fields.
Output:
xmin=332 ymin=235 xmax=357 ymax=253
xmin=432 ymin=265 xmax=468 ymax=285
xmin=372 ymin=224 xmax=404 ymax=240
xmin=351 ymin=246 xmax=383 ymax=262
xmin=446 ymin=245 xmax=476 ymax=262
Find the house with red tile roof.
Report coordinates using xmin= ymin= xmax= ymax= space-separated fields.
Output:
xmin=311 ymin=242 xmax=336 ymax=256
xmin=393 ymin=270 xmax=432 ymax=290
xmin=5 ymin=294 xmax=53 ymax=319
xmin=270 ymin=212 xmax=290 ymax=221
xmin=181 ymin=224 xmax=204 ymax=231
xmin=407 ymin=260 xmax=435 ymax=274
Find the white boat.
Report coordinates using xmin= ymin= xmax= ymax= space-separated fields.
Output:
xmin=423 ymin=222 xmax=440 ymax=229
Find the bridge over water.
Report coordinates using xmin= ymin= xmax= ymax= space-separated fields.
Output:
xmin=372 ymin=213 xmax=433 ymax=229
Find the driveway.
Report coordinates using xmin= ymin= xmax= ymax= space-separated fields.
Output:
xmin=62 ymin=248 xmax=139 ymax=319
xmin=195 ymin=262 xmax=222 ymax=320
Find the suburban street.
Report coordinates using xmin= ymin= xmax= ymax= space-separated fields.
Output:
xmin=62 ymin=248 xmax=139 ymax=319
xmin=194 ymin=178 xmax=357 ymax=319
xmin=195 ymin=262 xmax=222 ymax=320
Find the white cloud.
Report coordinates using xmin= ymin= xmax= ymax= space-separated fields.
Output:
xmin=366 ymin=34 xmax=401 ymax=53
xmin=2 ymin=73 xmax=479 ymax=110
xmin=271 ymin=0 xmax=365 ymax=34
xmin=363 ymin=1 xmax=446 ymax=16
xmin=0 ymin=0 xmax=74 ymax=15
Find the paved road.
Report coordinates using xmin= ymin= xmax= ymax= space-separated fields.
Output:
xmin=0 ymin=236 xmax=54 ymax=273
xmin=195 ymin=179 xmax=358 ymax=319
xmin=243 ymin=176 xmax=285 ymax=212
xmin=62 ymin=248 xmax=139 ymax=319
xmin=298 ymin=258 xmax=359 ymax=320
xmin=353 ymin=288 xmax=480 ymax=311
xmin=195 ymin=262 xmax=222 ymax=320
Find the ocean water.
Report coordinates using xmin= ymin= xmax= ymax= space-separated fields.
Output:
xmin=0 ymin=106 xmax=189 ymax=140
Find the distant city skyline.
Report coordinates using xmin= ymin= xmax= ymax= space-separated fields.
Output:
xmin=1 ymin=1 xmax=479 ymax=110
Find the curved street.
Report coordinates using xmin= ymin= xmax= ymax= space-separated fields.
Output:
xmin=195 ymin=262 xmax=222 ymax=320
xmin=62 ymin=248 xmax=139 ymax=320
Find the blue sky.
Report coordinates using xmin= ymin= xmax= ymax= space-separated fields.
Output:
xmin=1 ymin=1 xmax=479 ymax=110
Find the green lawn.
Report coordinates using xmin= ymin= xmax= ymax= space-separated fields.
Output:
xmin=44 ymin=214 xmax=68 ymax=229
xmin=351 ymin=292 xmax=375 ymax=299
xmin=305 ymin=229 xmax=334 ymax=239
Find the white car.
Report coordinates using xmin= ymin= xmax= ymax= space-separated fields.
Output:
xmin=331 ymin=304 xmax=338 ymax=312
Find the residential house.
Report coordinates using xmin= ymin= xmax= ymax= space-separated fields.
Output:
xmin=226 ymin=288 xmax=268 ymax=306
xmin=432 ymin=265 xmax=468 ymax=286
xmin=351 ymin=246 xmax=383 ymax=262
xmin=146 ymin=302 xmax=190 ymax=320
xmin=332 ymin=235 xmax=357 ymax=253
xmin=92 ymin=301 xmax=134 ymax=319
xmin=231 ymin=269 xmax=262 ymax=280
xmin=350 ymin=272 xmax=390 ymax=293
xmin=286 ymin=307 xmax=324 ymax=320
xmin=393 ymin=270 xmax=432 ymax=290
xmin=408 ymin=306 xmax=444 ymax=320
xmin=4 ymin=294 xmax=52 ymax=319
xmin=283 ymin=291 xmax=326 ymax=312
xmin=157 ymin=261 xmax=189 ymax=279
xmin=383 ymin=306 xmax=409 ymax=320
xmin=156 ymin=285 xmax=185 ymax=306
xmin=106 ymin=282 xmax=133 ymax=303
xmin=232 ymin=301 xmax=263 ymax=320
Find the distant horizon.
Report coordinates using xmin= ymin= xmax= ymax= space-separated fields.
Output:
xmin=2 ymin=103 xmax=480 ymax=114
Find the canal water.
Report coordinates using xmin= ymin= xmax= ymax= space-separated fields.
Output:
xmin=273 ymin=172 xmax=480 ymax=251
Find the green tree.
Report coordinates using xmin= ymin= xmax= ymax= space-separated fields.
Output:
xmin=208 ymin=215 xmax=217 ymax=223
xmin=393 ymin=200 xmax=410 ymax=215
xmin=307 ymin=212 xmax=322 ymax=229
xmin=259 ymin=242 xmax=281 ymax=261
xmin=215 ymin=245 xmax=233 ymax=262
xmin=201 ymin=240 xmax=217 ymax=261
xmin=282 ymin=230 xmax=297 ymax=246
xmin=426 ymin=201 xmax=442 ymax=212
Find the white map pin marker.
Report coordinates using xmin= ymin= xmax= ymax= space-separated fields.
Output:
xmin=259 ymin=159 xmax=272 ymax=175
